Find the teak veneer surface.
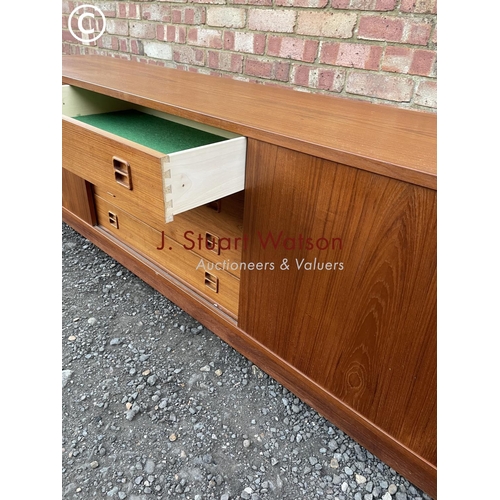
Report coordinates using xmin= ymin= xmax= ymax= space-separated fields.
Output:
xmin=62 ymin=55 xmax=436 ymax=190
xmin=62 ymin=56 xmax=437 ymax=498
xmin=240 ymin=140 xmax=437 ymax=466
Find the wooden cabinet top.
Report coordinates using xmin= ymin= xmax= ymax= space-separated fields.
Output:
xmin=62 ymin=55 xmax=436 ymax=190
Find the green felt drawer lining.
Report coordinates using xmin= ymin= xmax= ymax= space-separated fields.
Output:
xmin=73 ymin=109 xmax=226 ymax=154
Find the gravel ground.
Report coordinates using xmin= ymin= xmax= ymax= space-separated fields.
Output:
xmin=62 ymin=222 xmax=432 ymax=500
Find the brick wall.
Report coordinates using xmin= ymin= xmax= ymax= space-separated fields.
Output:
xmin=62 ymin=1 xmax=437 ymax=111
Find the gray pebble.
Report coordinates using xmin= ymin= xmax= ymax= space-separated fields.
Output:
xmin=388 ymin=484 xmax=397 ymax=494
xmin=241 ymin=487 xmax=253 ymax=499
xmin=220 ymin=494 xmax=230 ymax=500
xmin=62 ymin=370 xmax=73 ymax=388
xmin=328 ymin=439 xmax=338 ymax=451
xmin=144 ymin=459 xmax=155 ymax=474
xmin=125 ymin=403 xmax=140 ymax=421
xmin=110 ymin=338 xmax=121 ymax=345
xmin=107 ymin=486 xmax=119 ymax=496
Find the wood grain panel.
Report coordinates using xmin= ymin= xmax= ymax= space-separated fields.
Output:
xmin=94 ymin=187 xmax=245 ymax=278
xmin=239 ymin=140 xmax=436 ymax=467
xmin=63 ymin=116 xmax=166 ymax=228
xmin=62 ymin=168 xmax=95 ymax=225
xmin=62 ymin=56 xmax=436 ymax=189
xmin=94 ymin=195 xmax=240 ymax=318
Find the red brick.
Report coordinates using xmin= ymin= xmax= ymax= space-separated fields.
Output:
xmin=231 ymin=0 xmax=272 ymax=5
xmin=207 ymin=7 xmax=246 ymax=28
xmin=106 ymin=19 xmax=129 ymax=36
xmin=224 ymin=31 xmax=266 ymax=54
xmin=359 ymin=15 xmax=432 ymax=46
xmin=119 ymin=39 xmax=129 ymax=52
xmin=130 ymin=22 xmax=156 ymax=39
xmin=346 ymin=71 xmax=414 ymax=102
xmin=142 ymin=4 xmax=171 ymax=22
xmin=358 ymin=16 xmax=404 ymax=42
xmin=275 ymin=61 xmax=291 ymax=81
xmin=276 ymin=0 xmax=328 ymax=6
xmin=223 ymin=31 xmax=235 ymax=50
xmin=414 ymin=80 xmax=436 ymax=108
xmin=143 ymin=41 xmax=173 ymax=60
xmin=208 ymin=50 xmax=244 ymax=72
xmin=297 ymin=11 xmax=357 ymax=38
xmin=157 ymin=25 xmax=186 ymax=43
xmin=62 ymin=29 xmax=77 ymax=43
xmin=267 ymin=37 xmax=319 ymax=63
xmin=291 ymin=65 xmax=345 ymax=91
xmin=62 ymin=1 xmax=74 ymax=15
xmin=315 ymin=68 xmax=344 ymax=91
xmin=410 ymin=49 xmax=436 ymax=76
xmin=130 ymin=39 xmax=144 ymax=55
xmin=248 ymin=9 xmax=296 ymax=33
xmin=400 ymin=0 xmax=437 ymax=13
xmin=91 ymin=3 xmax=116 ymax=18
xmin=117 ymin=3 xmax=141 ymax=19
xmin=404 ymin=20 xmax=433 ymax=45
xmin=381 ymin=46 xmax=412 ymax=73
xmin=292 ymin=65 xmax=311 ymax=86
xmin=331 ymin=0 xmax=397 ymax=9
xmin=383 ymin=46 xmax=438 ymax=77
xmin=98 ymin=34 xmax=120 ymax=51
xmin=320 ymin=42 xmax=382 ymax=70
xmin=245 ymin=58 xmax=274 ymax=78
xmin=174 ymin=46 xmax=205 ymax=66
xmin=171 ymin=7 xmax=205 ymax=25
xmin=187 ymin=28 xmax=223 ymax=49
xmin=190 ymin=0 xmax=226 ymax=4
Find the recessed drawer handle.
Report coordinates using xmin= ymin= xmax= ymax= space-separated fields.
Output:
xmin=204 ymin=272 xmax=219 ymax=293
xmin=207 ymin=199 xmax=222 ymax=212
xmin=113 ymin=156 xmax=132 ymax=190
xmin=206 ymin=232 xmax=220 ymax=255
xmin=108 ymin=211 xmax=119 ymax=229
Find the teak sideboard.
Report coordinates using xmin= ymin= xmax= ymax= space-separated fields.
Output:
xmin=62 ymin=55 xmax=437 ymax=498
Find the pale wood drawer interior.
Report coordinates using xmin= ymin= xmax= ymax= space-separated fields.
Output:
xmin=62 ymin=85 xmax=246 ymax=224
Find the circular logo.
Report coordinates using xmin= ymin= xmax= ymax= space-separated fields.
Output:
xmin=68 ymin=5 xmax=107 ymax=43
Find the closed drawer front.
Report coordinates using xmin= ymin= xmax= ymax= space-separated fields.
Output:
xmin=62 ymin=85 xmax=246 ymax=226
xmin=94 ymin=187 xmax=244 ymax=278
xmin=63 ymin=118 xmax=166 ymax=226
xmin=94 ymin=195 xmax=240 ymax=318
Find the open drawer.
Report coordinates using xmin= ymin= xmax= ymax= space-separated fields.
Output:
xmin=62 ymin=85 xmax=246 ymax=224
